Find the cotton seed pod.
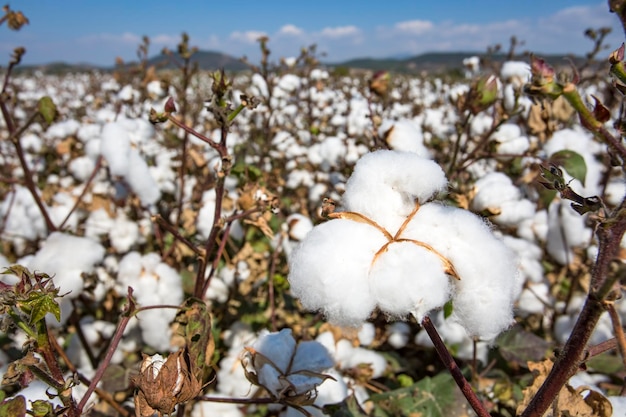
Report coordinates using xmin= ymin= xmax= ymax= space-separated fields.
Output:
xmin=132 ymin=348 xmax=202 ymax=417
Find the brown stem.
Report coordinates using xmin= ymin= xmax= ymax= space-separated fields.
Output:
xmin=421 ymin=316 xmax=492 ymax=417
xmin=605 ymin=301 xmax=626 ymax=369
xmin=521 ymin=212 xmax=626 ymax=417
xmin=76 ymin=288 xmax=136 ymax=414
xmin=152 ymin=214 xmax=202 ymax=256
xmin=49 ymin=328 xmax=130 ymax=417
xmin=58 ymin=156 xmax=103 ymax=230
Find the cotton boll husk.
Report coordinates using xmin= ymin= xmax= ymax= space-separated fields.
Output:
xmin=404 ymin=204 xmax=519 ymax=340
xmin=342 ymin=150 xmax=447 ymax=232
xmin=369 ymin=241 xmax=451 ymax=320
xmin=100 ymin=122 xmax=131 ymax=176
xmin=288 ymin=220 xmax=384 ymax=327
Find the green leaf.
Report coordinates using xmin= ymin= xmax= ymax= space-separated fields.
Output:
xmin=496 ymin=326 xmax=552 ymax=367
xmin=323 ymin=394 xmax=368 ymax=417
xmin=370 ymin=373 xmax=456 ymax=417
xmin=0 ymin=394 xmax=26 ymax=417
xmin=550 ymin=150 xmax=587 ymax=185
xmin=22 ymin=292 xmax=60 ymax=324
xmin=443 ymin=300 xmax=454 ymax=319
xmin=174 ymin=298 xmax=213 ymax=379
xmin=37 ymin=96 xmax=57 ymax=125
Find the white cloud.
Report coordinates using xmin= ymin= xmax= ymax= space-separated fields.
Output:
xmin=319 ymin=25 xmax=361 ymax=39
xmin=278 ymin=24 xmax=304 ymax=36
xmin=394 ymin=20 xmax=434 ymax=35
xmin=78 ymin=32 xmax=141 ymax=45
xmin=229 ymin=30 xmax=268 ymax=44
xmin=151 ymin=34 xmax=180 ymax=45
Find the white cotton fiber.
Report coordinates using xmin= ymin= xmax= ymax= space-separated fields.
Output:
xmin=379 ymin=119 xmax=431 ymax=157
xmin=342 ymin=150 xmax=447 ymax=231
xmin=404 ymin=204 xmax=519 ymax=339
xmin=30 ymin=232 xmax=105 ymax=298
xmin=126 ymin=149 xmax=161 ymax=206
xmin=100 ymin=122 xmax=131 ymax=177
xmin=369 ymin=241 xmax=451 ymax=320
xmin=289 ymin=220 xmax=385 ymax=327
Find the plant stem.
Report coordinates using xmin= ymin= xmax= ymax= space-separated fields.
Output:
xmin=421 ymin=316 xmax=491 ymax=417
xmin=76 ymin=289 xmax=136 ymax=414
xmin=521 ymin=210 xmax=626 ymax=417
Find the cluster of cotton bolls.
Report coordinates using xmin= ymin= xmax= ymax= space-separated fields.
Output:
xmin=1 ymin=49 xmax=626 ymax=416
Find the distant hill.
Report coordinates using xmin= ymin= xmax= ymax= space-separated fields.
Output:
xmin=15 ymin=50 xmax=586 ymax=75
xmin=143 ymin=50 xmax=248 ymax=72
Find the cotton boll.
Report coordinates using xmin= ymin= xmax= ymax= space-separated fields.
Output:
xmin=289 ymin=219 xmax=385 ymax=327
xmin=30 ymin=232 xmax=105 ymax=297
xmin=191 ymin=394 xmax=244 ymax=417
xmin=197 ymin=189 xmax=217 ymax=240
xmin=101 ymin=122 xmax=131 ymax=176
xmin=500 ymin=61 xmax=531 ymax=88
xmin=516 ymin=283 xmax=551 ymax=317
xmin=546 ymin=201 xmax=591 ymax=265
xmin=543 ymin=128 xmax=605 ymax=196
xmin=84 ymin=208 xmax=113 ymax=240
xmin=342 ymin=150 xmax=447 ymax=232
xmin=369 ymin=241 xmax=451 ymax=321
xmin=334 ymin=339 xmax=387 ymax=378
xmin=68 ymin=155 xmax=96 ymax=182
xmin=378 ymin=119 xmax=431 ymax=157
xmin=108 ymin=210 xmax=140 ymax=253
xmin=286 ymin=214 xmax=313 ymax=241
xmin=404 ymin=204 xmax=519 ymax=340
xmin=117 ymin=251 xmax=183 ymax=350
xmin=358 ymin=323 xmax=376 ymax=346
xmin=491 ymin=123 xmax=529 ymax=155
xmin=501 ymin=236 xmax=544 ymax=284
xmin=387 ymin=322 xmax=411 ymax=349
xmin=126 ymin=149 xmax=161 ymax=206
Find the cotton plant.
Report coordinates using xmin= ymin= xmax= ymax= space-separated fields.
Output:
xmin=289 ymin=149 xmax=520 ymax=341
xmin=243 ymin=328 xmax=335 ymax=411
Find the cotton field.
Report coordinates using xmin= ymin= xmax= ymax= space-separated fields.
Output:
xmin=2 ymin=32 xmax=626 ymax=417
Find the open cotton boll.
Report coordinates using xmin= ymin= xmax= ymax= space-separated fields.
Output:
xmin=404 ymin=204 xmax=519 ymax=339
xmin=500 ymin=61 xmax=531 ymax=88
xmin=369 ymin=241 xmax=451 ymax=321
xmin=378 ymin=119 xmax=431 ymax=157
xmin=289 ymin=220 xmax=384 ymax=327
xmin=342 ymin=150 xmax=447 ymax=232
xmin=30 ymin=232 xmax=105 ymax=297
xmin=117 ymin=251 xmax=183 ymax=350
xmin=543 ymin=128 xmax=606 ymax=196
xmin=108 ymin=211 xmax=140 ymax=253
xmin=100 ymin=122 xmax=131 ymax=177
xmin=491 ymin=123 xmax=529 ymax=155
xmin=126 ymin=149 xmax=161 ymax=207
xmin=387 ymin=322 xmax=411 ymax=349
xmin=547 ymin=201 xmax=592 ymax=265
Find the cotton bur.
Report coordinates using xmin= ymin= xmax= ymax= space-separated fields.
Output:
xmin=288 ymin=150 xmax=520 ymax=340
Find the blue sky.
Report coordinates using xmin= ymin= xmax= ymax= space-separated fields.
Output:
xmin=1 ymin=1 xmax=624 ymax=66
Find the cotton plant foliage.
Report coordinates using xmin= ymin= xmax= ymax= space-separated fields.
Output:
xmin=288 ymin=150 xmax=520 ymax=340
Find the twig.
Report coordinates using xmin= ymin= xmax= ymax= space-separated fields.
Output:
xmin=420 ymin=316 xmax=491 ymax=417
